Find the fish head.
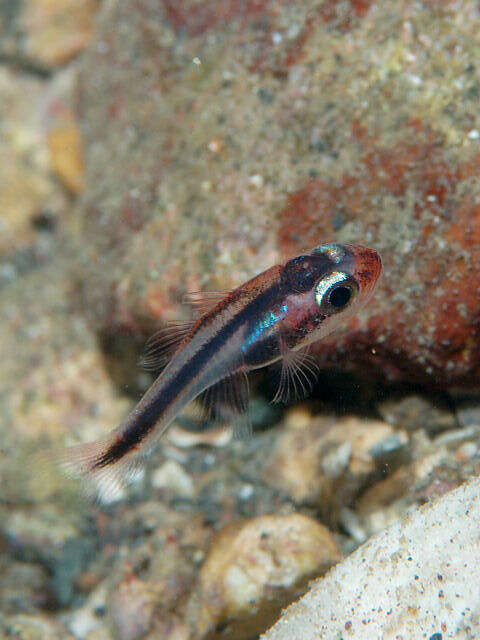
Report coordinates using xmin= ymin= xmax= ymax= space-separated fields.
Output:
xmin=280 ymin=242 xmax=382 ymax=347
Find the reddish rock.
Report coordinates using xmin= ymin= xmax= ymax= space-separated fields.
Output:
xmin=279 ymin=125 xmax=480 ymax=385
xmin=75 ymin=0 xmax=480 ymax=387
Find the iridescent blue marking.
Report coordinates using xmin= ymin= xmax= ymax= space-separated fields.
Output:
xmin=242 ymin=304 xmax=287 ymax=353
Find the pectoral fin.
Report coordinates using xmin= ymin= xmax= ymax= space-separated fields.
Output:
xmin=273 ymin=344 xmax=319 ymax=404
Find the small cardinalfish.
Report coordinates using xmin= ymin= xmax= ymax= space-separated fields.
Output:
xmin=60 ymin=243 xmax=381 ymax=498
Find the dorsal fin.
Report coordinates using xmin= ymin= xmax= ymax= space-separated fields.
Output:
xmin=183 ymin=290 xmax=228 ymax=318
xmin=140 ymin=290 xmax=228 ymax=374
xmin=139 ymin=322 xmax=193 ymax=373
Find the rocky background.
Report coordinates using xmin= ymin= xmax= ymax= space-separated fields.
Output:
xmin=0 ymin=1 xmax=479 ymax=639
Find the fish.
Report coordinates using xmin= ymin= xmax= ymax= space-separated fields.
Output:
xmin=61 ymin=243 xmax=381 ymax=498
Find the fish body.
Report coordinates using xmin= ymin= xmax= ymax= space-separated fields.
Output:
xmin=63 ymin=243 xmax=381 ymax=496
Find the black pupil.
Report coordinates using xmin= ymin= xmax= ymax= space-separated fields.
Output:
xmin=329 ymin=285 xmax=352 ymax=308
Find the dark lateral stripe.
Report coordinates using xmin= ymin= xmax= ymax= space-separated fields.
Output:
xmin=92 ymin=281 xmax=281 ymax=468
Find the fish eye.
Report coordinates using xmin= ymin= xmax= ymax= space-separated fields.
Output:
xmin=315 ymin=271 xmax=358 ymax=313
xmin=329 ymin=285 xmax=352 ymax=308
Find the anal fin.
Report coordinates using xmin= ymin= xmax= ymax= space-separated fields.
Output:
xmin=198 ymin=370 xmax=252 ymax=439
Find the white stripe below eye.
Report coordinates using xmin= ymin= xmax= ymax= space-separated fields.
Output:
xmin=315 ymin=271 xmax=349 ymax=305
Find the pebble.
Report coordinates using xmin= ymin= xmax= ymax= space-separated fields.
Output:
xmin=0 ymin=613 xmax=77 ymax=639
xmin=108 ymin=576 xmax=158 ymax=640
xmin=9 ymin=0 xmax=98 ymax=68
xmin=0 ymin=559 xmax=51 ymax=614
xmin=378 ymin=394 xmax=457 ymax=434
xmin=194 ymin=513 xmax=341 ymax=639
xmin=454 ymin=396 xmax=480 ymax=428
xmin=265 ymin=417 xmax=407 ymax=509
xmin=68 ymin=583 xmax=108 ymax=639
xmin=44 ymin=69 xmax=85 ymax=194
xmin=151 ymin=460 xmax=195 ymax=498
xmin=167 ymin=424 xmax=233 ymax=448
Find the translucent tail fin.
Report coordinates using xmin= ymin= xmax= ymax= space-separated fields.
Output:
xmin=56 ymin=435 xmax=144 ymax=504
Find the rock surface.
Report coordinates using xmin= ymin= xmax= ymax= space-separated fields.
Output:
xmin=1 ymin=1 xmax=480 ymax=639
xmin=74 ymin=0 xmax=480 ymax=386
xmin=261 ymin=475 xmax=480 ymax=640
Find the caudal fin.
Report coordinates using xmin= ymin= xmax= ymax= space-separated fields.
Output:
xmin=56 ymin=436 xmax=144 ymax=503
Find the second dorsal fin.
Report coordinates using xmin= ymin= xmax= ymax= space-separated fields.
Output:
xmin=140 ymin=321 xmax=192 ymax=373
xmin=140 ymin=290 xmax=229 ymax=374
xmin=183 ymin=290 xmax=228 ymax=318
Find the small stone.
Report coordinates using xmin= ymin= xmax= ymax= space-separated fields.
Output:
xmin=454 ymin=441 xmax=477 ymax=461
xmin=167 ymin=424 xmax=233 ymax=448
xmin=20 ymin=0 xmax=99 ymax=68
xmin=321 ymin=441 xmax=352 ymax=480
xmin=356 ymin=465 xmax=415 ymax=532
xmin=248 ymin=174 xmax=264 ymax=188
xmin=434 ymin=425 xmax=479 ymax=447
xmin=0 ymin=559 xmax=51 ymax=613
xmin=283 ymin=406 xmax=313 ymax=430
xmin=368 ymin=431 xmax=409 ymax=462
xmin=46 ymin=112 xmax=85 ymax=194
xmin=42 ymin=67 xmax=85 ymax=195
xmin=455 ymin=396 xmax=480 ymax=428
xmin=147 ymin=615 xmax=191 ymax=640
xmin=194 ymin=514 xmax=341 ymax=639
xmin=108 ymin=576 xmax=158 ymax=640
xmin=105 ymin=505 xmax=208 ymax=639
xmin=265 ymin=416 xmax=404 ymax=510
xmin=68 ymin=583 xmax=108 ymax=638
xmin=3 ymin=506 xmax=78 ymax=560
xmin=357 ymin=449 xmax=450 ymax=536
xmin=378 ymin=394 xmax=457 ymax=434
xmin=85 ymin=627 xmax=115 ymax=640
xmin=207 ymin=138 xmax=224 ymax=153
xmin=0 ymin=613 xmax=77 ymax=640
xmin=151 ymin=460 xmax=195 ymax=498
xmin=263 ymin=421 xmax=332 ymax=505
xmin=338 ymin=508 xmax=367 ymax=545
xmin=1 ymin=505 xmax=97 ymax=607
